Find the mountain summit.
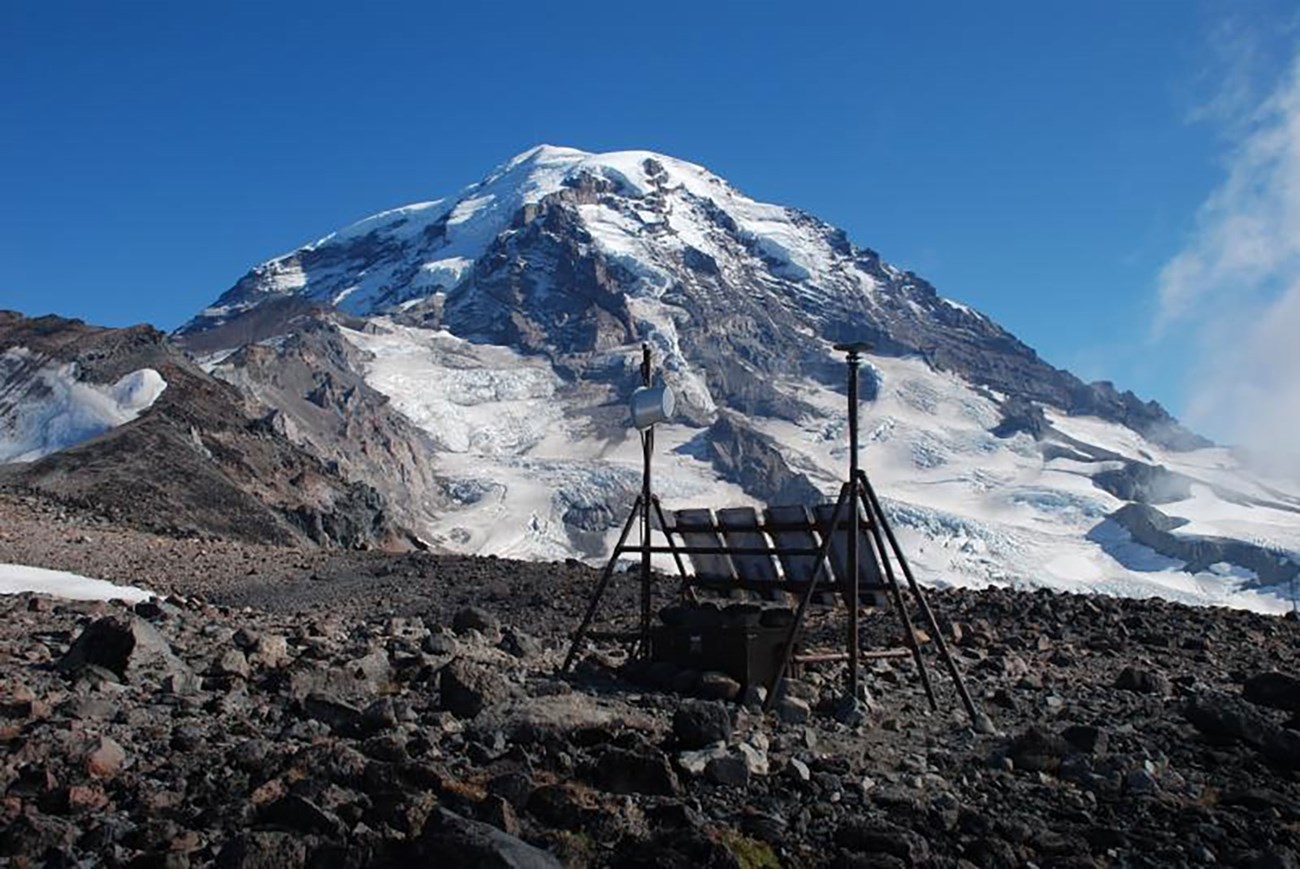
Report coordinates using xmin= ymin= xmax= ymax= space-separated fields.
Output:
xmin=168 ymin=145 xmax=1300 ymax=609
xmin=182 ymin=145 xmax=1193 ymax=446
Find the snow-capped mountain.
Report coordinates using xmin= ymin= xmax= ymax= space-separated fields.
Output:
xmin=173 ymin=145 xmax=1300 ymax=611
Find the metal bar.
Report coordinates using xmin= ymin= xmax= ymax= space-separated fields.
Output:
xmin=650 ymin=496 xmax=690 ymax=579
xmin=861 ymin=472 xmax=984 ymax=728
xmin=845 ymin=347 xmax=861 ymax=701
xmin=630 ymin=544 xmax=824 ymax=557
xmin=653 ymin=496 xmax=699 ymax=604
xmin=561 ymin=495 xmax=643 ymax=674
xmin=795 ymin=648 xmax=912 ymax=664
xmin=640 ymin=426 xmax=653 ymax=658
xmin=764 ymin=481 xmax=851 ymax=712
xmin=857 ymin=483 xmax=937 ymax=711
xmin=638 ymin=343 xmax=654 ymax=661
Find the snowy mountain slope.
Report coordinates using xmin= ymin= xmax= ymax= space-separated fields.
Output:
xmin=175 ymin=146 xmax=1298 ymax=612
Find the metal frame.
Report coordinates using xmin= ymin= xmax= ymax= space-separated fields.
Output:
xmin=560 ymin=341 xmax=984 ymax=729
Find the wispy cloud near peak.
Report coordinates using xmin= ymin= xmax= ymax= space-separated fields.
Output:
xmin=1157 ymin=45 xmax=1300 ymax=472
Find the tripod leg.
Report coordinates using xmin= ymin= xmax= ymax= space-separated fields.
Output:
xmin=561 ymin=496 xmax=643 ymax=674
xmin=651 ymin=496 xmax=695 ymax=603
xmin=857 ymin=484 xmax=938 ymax=711
xmin=861 ymin=473 xmax=985 ymax=728
xmin=764 ymin=483 xmax=851 ymax=712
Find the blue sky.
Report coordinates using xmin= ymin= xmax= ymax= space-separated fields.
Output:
xmin=2 ymin=1 xmax=1298 ymax=437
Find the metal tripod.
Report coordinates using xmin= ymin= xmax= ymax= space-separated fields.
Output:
xmin=763 ymin=342 xmax=986 ymax=729
xmin=561 ymin=345 xmax=686 ymax=673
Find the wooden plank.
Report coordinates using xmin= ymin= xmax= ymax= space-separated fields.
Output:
xmin=672 ymin=508 xmax=737 ymax=582
xmin=717 ymin=507 xmax=779 ymax=583
xmin=765 ymin=505 xmax=821 ymax=584
xmin=813 ymin=503 xmax=887 ymax=592
xmin=718 ymin=506 xmax=782 ymax=602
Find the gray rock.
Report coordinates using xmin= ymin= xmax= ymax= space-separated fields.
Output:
xmin=776 ymin=696 xmax=811 ymax=725
xmin=499 ymin=628 xmax=541 ymax=659
xmin=787 ymin=757 xmax=812 ymax=782
xmin=705 ymin=755 xmax=750 ymax=788
xmin=591 ymin=747 xmax=682 ymax=796
xmin=1062 ymin=724 xmax=1109 ymax=754
xmin=215 ymin=649 xmax=251 ymax=679
xmin=57 ymin=616 xmax=191 ymax=684
xmin=737 ymin=742 xmax=769 ymax=776
xmin=1244 ymin=672 xmax=1300 ymax=713
xmin=440 ymin=658 xmax=507 ymax=719
xmin=696 ymin=670 xmax=742 ymax=701
xmin=257 ymin=794 xmax=345 ymax=838
xmin=303 ymin=693 xmax=363 ymax=732
xmin=1115 ymin=666 xmax=1171 ymax=695
xmin=1125 ymin=767 xmax=1161 ymax=796
xmin=452 ymin=607 xmax=498 ymax=637
xmin=677 ymin=744 xmax=730 ymax=776
xmin=215 ymin=832 xmax=308 ymax=869
xmin=414 ymin=808 xmax=562 ymax=867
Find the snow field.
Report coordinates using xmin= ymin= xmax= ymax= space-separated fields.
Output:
xmin=0 ymin=563 xmax=153 ymax=603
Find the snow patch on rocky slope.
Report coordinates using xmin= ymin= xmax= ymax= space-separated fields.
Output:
xmin=0 ymin=348 xmax=166 ymax=463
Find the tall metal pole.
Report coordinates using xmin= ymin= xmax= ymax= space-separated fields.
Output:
xmin=639 ymin=343 xmax=653 ymax=658
xmin=834 ymin=341 xmax=871 ymax=704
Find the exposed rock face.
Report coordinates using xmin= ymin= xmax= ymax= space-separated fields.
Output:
xmin=1093 ymin=461 xmax=1193 ymax=504
xmin=705 ymin=412 xmax=822 ymax=507
xmin=208 ymin=315 xmax=449 ymax=541
xmin=1104 ymin=503 xmax=1300 ymax=587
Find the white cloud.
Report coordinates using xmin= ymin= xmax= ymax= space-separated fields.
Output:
xmin=1158 ymin=46 xmax=1300 ymax=473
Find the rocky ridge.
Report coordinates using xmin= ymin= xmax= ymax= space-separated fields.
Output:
xmin=0 ymin=313 xmax=403 ymax=550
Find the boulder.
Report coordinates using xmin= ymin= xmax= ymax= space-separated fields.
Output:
xmin=835 ymin=818 xmax=931 ymax=865
xmin=452 ymin=607 xmax=499 ymax=637
xmin=696 ymin=671 xmax=742 ymax=702
xmin=1115 ymin=666 xmax=1171 ymax=696
xmin=704 ymin=755 xmax=750 ymax=788
xmin=590 ymin=747 xmax=682 ymax=796
xmin=672 ymin=701 xmax=731 ymax=750
xmin=1244 ymin=672 xmax=1300 ymax=713
xmin=413 ymin=808 xmax=562 ymax=867
xmin=57 ymin=617 xmax=191 ymax=684
xmin=441 ymin=659 xmax=508 ymax=720
xmin=1007 ymin=726 xmax=1072 ymax=774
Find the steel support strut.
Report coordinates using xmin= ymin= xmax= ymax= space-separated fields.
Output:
xmin=639 ymin=346 xmax=654 ymax=659
xmin=845 ymin=345 xmax=862 ymax=702
xmin=561 ymin=496 xmax=643 ymax=674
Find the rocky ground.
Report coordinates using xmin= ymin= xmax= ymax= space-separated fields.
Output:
xmin=3 ymin=492 xmax=1300 ymax=867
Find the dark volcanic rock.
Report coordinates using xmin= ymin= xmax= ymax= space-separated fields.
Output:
xmin=1092 ymin=461 xmax=1193 ymax=505
xmin=590 ymin=747 xmax=682 ymax=796
xmin=57 ymin=616 xmax=190 ymax=682
xmin=991 ymin=395 xmax=1048 ymax=440
xmin=440 ymin=658 xmax=507 ymax=719
xmin=1244 ymin=672 xmax=1300 ymax=713
xmin=2 ymin=543 xmax=1299 ymax=869
xmin=1115 ymin=666 xmax=1171 ymax=696
xmin=672 ymin=701 xmax=732 ymax=749
xmin=1185 ymin=693 xmax=1300 ymax=769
